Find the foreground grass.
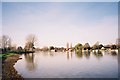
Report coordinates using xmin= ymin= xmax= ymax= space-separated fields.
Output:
xmin=0 ymin=53 xmax=17 ymax=58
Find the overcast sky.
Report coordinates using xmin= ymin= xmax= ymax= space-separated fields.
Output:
xmin=2 ymin=2 xmax=118 ymax=47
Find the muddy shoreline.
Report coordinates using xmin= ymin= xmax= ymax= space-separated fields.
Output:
xmin=2 ymin=54 xmax=24 ymax=80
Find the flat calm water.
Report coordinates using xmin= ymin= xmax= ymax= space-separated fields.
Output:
xmin=14 ymin=50 xmax=118 ymax=78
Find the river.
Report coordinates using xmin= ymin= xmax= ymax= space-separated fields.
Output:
xmin=14 ymin=50 xmax=118 ymax=78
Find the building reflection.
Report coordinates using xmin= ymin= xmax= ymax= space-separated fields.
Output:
xmin=24 ymin=53 xmax=36 ymax=71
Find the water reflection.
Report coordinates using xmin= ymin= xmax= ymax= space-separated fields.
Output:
xmin=49 ymin=51 xmax=54 ymax=56
xmin=15 ymin=50 xmax=118 ymax=78
xmin=111 ymin=51 xmax=117 ymax=56
xmin=74 ymin=50 xmax=118 ymax=60
xmin=75 ymin=50 xmax=83 ymax=59
xmin=24 ymin=53 xmax=36 ymax=71
xmin=70 ymin=52 xmax=73 ymax=59
xmin=66 ymin=51 xmax=69 ymax=60
xmin=42 ymin=51 xmax=49 ymax=56
xmin=104 ymin=50 xmax=118 ymax=57
xmin=66 ymin=51 xmax=73 ymax=60
xmin=84 ymin=50 xmax=90 ymax=59
xmin=23 ymin=51 xmax=117 ymax=71
xmin=93 ymin=50 xmax=103 ymax=60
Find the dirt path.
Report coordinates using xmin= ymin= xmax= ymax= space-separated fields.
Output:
xmin=2 ymin=54 xmax=24 ymax=80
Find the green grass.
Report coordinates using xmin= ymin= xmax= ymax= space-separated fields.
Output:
xmin=0 ymin=53 xmax=16 ymax=58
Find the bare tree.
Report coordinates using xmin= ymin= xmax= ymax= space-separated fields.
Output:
xmin=25 ymin=34 xmax=37 ymax=51
xmin=26 ymin=34 xmax=37 ymax=44
xmin=0 ymin=35 xmax=12 ymax=53
xmin=1 ymin=35 xmax=11 ymax=49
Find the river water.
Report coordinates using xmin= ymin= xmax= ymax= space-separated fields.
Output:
xmin=14 ymin=50 xmax=118 ymax=78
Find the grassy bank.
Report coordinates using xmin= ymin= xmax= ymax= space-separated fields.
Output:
xmin=0 ymin=53 xmax=16 ymax=58
xmin=0 ymin=53 xmax=18 ymax=63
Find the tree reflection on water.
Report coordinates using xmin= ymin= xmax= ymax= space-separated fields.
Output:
xmin=75 ymin=50 xmax=118 ymax=60
xmin=23 ymin=50 xmax=118 ymax=71
xmin=75 ymin=50 xmax=83 ymax=59
xmin=66 ymin=51 xmax=73 ymax=60
xmin=111 ymin=51 xmax=117 ymax=56
xmin=93 ymin=50 xmax=103 ymax=60
xmin=14 ymin=50 xmax=118 ymax=78
xmin=66 ymin=51 xmax=69 ymax=60
xmin=24 ymin=53 xmax=36 ymax=71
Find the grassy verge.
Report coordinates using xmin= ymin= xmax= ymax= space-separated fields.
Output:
xmin=0 ymin=53 xmax=17 ymax=58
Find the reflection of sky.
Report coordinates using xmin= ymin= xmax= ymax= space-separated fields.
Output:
xmin=14 ymin=51 xmax=118 ymax=78
xmin=2 ymin=2 xmax=118 ymax=47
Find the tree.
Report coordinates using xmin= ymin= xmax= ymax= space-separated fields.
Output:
xmin=17 ymin=46 xmax=23 ymax=51
xmin=84 ymin=43 xmax=90 ymax=50
xmin=49 ymin=46 xmax=54 ymax=50
xmin=42 ymin=46 xmax=49 ymax=51
xmin=0 ymin=35 xmax=12 ymax=53
xmin=92 ymin=42 xmax=99 ymax=50
xmin=1 ymin=35 xmax=11 ymax=48
xmin=11 ymin=44 xmax=17 ymax=51
xmin=111 ymin=44 xmax=117 ymax=49
xmin=26 ymin=34 xmax=37 ymax=44
xmin=74 ymin=43 xmax=83 ymax=51
xmin=98 ymin=44 xmax=104 ymax=49
xmin=24 ymin=34 xmax=37 ymax=51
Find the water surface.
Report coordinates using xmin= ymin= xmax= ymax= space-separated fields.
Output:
xmin=14 ymin=50 xmax=118 ymax=78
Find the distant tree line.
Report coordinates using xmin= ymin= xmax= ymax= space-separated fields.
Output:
xmin=74 ymin=41 xmax=119 ymax=52
xmin=0 ymin=34 xmax=119 ymax=54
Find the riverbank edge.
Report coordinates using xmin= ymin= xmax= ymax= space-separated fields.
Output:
xmin=2 ymin=53 xmax=24 ymax=80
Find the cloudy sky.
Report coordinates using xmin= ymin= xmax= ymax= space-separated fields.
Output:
xmin=2 ymin=2 xmax=118 ymax=47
